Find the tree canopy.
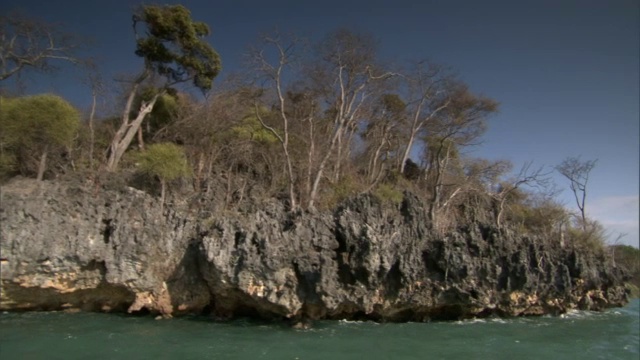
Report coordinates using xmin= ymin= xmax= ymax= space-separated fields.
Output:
xmin=133 ymin=4 xmax=221 ymax=91
xmin=106 ymin=4 xmax=222 ymax=171
xmin=136 ymin=142 xmax=191 ymax=183
xmin=0 ymin=94 xmax=79 ymax=179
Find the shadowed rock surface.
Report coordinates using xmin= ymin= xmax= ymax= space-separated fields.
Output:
xmin=0 ymin=178 xmax=629 ymax=321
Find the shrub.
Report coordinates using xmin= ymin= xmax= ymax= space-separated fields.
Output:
xmin=373 ymin=183 xmax=403 ymax=205
xmin=0 ymin=94 xmax=80 ymax=180
xmin=566 ymin=218 xmax=607 ymax=253
xmin=135 ymin=142 xmax=191 ymax=206
xmin=320 ymin=175 xmax=366 ymax=210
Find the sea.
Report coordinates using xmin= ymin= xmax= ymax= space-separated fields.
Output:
xmin=1 ymin=299 xmax=638 ymax=360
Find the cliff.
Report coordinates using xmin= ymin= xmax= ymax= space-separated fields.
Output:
xmin=0 ymin=178 xmax=629 ymax=321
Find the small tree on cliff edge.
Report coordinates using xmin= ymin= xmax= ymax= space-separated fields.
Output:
xmin=556 ymin=156 xmax=597 ymax=231
xmin=136 ymin=142 xmax=191 ymax=210
xmin=0 ymin=94 xmax=79 ymax=181
xmin=106 ymin=4 xmax=221 ymax=171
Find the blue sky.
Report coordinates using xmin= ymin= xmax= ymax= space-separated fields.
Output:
xmin=2 ymin=0 xmax=638 ymax=247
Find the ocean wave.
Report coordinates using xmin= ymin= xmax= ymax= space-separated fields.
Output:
xmin=559 ymin=309 xmax=603 ymax=320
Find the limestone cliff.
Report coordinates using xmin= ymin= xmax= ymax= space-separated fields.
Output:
xmin=0 ymin=178 xmax=629 ymax=321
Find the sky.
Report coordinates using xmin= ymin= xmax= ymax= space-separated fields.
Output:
xmin=1 ymin=0 xmax=638 ymax=247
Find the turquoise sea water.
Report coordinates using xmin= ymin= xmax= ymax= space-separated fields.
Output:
xmin=1 ymin=299 xmax=638 ymax=360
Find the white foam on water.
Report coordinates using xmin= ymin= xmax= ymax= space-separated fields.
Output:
xmin=453 ymin=318 xmax=487 ymax=325
xmin=559 ymin=309 xmax=600 ymax=320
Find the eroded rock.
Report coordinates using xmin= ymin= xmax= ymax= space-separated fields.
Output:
xmin=0 ymin=178 xmax=629 ymax=321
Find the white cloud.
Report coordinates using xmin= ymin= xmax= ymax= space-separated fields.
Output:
xmin=588 ymin=195 xmax=639 ymax=247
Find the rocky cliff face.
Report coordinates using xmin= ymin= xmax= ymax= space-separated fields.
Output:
xmin=0 ymin=178 xmax=628 ymax=321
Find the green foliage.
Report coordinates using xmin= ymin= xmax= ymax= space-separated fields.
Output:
xmin=425 ymin=136 xmax=460 ymax=162
xmin=1 ymin=94 xmax=79 ymax=148
xmin=613 ymin=245 xmax=640 ymax=272
xmin=321 ymin=176 xmax=365 ymax=210
xmin=0 ymin=151 xmax=16 ymax=180
xmin=380 ymin=93 xmax=406 ymax=115
xmin=403 ymin=159 xmax=421 ymax=181
xmin=133 ymin=4 xmax=221 ymax=91
xmin=612 ymin=244 xmax=640 ymax=297
xmin=523 ymin=201 xmax=568 ymax=233
xmin=566 ymin=218 xmax=607 ymax=252
xmin=0 ymin=94 xmax=79 ymax=177
xmin=135 ymin=142 xmax=191 ymax=182
xmin=373 ymin=183 xmax=404 ymax=205
xmin=231 ymin=112 xmax=278 ymax=144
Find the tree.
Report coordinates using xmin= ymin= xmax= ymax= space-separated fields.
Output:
xmin=362 ymin=93 xmax=406 ymax=185
xmin=132 ymin=87 xmax=181 ymax=149
xmin=106 ymin=4 xmax=221 ymax=171
xmin=610 ymin=244 xmax=640 ymax=295
xmin=436 ymin=157 xmax=511 ymax=215
xmin=249 ymin=32 xmax=302 ymax=210
xmin=0 ymin=12 xmax=81 ymax=82
xmin=136 ymin=142 xmax=191 ymax=209
xmin=556 ymin=156 xmax=597 ymax=230
xmin=247 ymin=29 xmax=395 ymax=210
xmin=80 ymin=61 xmax=107 ymax=170
xmin=492 ymin=162 xmax=551 ymax=228
xmin=305 ymin=29 xmax=394 ymax=209
xmin=422 ymin=83 xmax=498 ymax=226
xmin=398 ymin=61 xmax=452 ymax=174
xmin=0 ymin=94 xmax=79 ymax=180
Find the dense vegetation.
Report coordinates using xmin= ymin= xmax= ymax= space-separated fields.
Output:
xmin=0 ymin=4 xmax=635 ymax=279
xmin=611 ymin=245 xmax=640 ymax=296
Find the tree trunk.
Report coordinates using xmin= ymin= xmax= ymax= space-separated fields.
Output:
xmin=333 ymin=129 xmax=343 ymax=182
xmin=88 ymin=90 xmax=97 ymax=169
xmin=160 ymin=179 xmax=166 ymax=213
xmin=224 ymin=163 xmax=234 ymax=209
xmin=195 ymin=152 xmax=205 ymax=192
xmin=399 ymin=97 xmax=426 ymax=174
xmin=306 ymin=117 xmax=315 ymax=199
xmin=400 ymin=99 xmax=450 ymax=174
xmin=368 ymin=127 xmax=390 ymax=182
xmin=307 ymin=124 xmax=344 ymax=209
xmin=106 ymin=93 xmax=160 ymax=171
xmin=496 ymin=197 xmax=506 ymax=228
xmin=400 ymin=127 xmax=419 ymax=174
xmin=137 ymin=126 xmax=145 ymax=150
xmin=428 ymin=142 xmax=450 ymax=228
xmin=37 ymin=149 xmax=48 ymax=181
xmin=282 ymin=144 xmax=297 ymax=210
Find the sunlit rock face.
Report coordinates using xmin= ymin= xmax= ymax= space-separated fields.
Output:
xmin=0 ymin=178 xmax=629 ymax=321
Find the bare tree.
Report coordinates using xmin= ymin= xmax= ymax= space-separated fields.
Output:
xmin=493 ymin=161 xmax=551 ymax=228
xmin=362 ymin=93 xmax=406 ymax=186
xmin=556 ymin=156 xmax=597 ymax=229
xmin=422 ymin=83 xmax=498 ymax=226
xmin=156 ymin=87 xmax=246 ymax=194
xmin=81 ymin=61 xmax=106 ymax=170
xmin=0 ymin=12 xmax=80 ymax=82
xmin=439 ymin=157 xmax=511 ymax=210
xmin=306 ymin=29 xmax=395 ymax=208
xmin=398 ymin=61 xmax=452 ymax=174
xmin=249 ymin=32 xmax=302 ymax=210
